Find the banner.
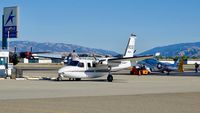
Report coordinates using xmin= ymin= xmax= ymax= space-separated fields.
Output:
xmin=3 ymin=6 xmax=19 ymax=38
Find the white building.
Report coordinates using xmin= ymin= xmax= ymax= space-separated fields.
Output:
xmin=0 ymin=51 xmax=12 ymax=77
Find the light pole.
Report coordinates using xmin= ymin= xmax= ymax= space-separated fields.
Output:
xmin=6 ymin=27 xmax=12 ymax=78
xmin=7 ymin=27 xmax=12 ymax=51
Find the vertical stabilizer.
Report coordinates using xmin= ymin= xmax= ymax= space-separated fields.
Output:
xmin=123 ymin=33 xmax=136 ymax=58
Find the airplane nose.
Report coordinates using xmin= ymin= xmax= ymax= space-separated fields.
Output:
xmin=58 ymin=67 xmax=66 ymax=74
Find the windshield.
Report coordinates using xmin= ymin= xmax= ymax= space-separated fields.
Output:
xmin=65 ymin=61 xmax=79 ymax=66
xmin=145 ymin=58 xmax=158 ymax=64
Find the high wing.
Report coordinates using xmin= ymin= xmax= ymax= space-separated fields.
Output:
xmin=108 ymin=55 xmax=154 ymax=64
xmin=93 ymin=55 xmax=154 ymax=69
xmin=32 ymin=53 xmax=104 ymax=59
xmin=32 ymin=53 xmax=64 ymax=59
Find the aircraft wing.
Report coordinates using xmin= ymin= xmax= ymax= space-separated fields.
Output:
xmin=32 ymin=53 xmax=103 ymax=59
xmin=108 ymin=55 xmax=154 ymax=63
xmin=32 ymin=53 xmax=64 ymax=59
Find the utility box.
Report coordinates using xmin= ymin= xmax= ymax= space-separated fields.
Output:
xmin=0 ymin=51 xmax=12 ymax=78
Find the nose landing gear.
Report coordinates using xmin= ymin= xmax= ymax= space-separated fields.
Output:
xmin=57 ymin=74 xmax=62 ymax=81
xmin=57 ymin=73 xmax=65 ymax=81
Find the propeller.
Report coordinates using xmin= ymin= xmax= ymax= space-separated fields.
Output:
xmin=9 ymin=46 xmax=19 ymax=65
xmin=157 ymin=63 xmax=163 ymax=69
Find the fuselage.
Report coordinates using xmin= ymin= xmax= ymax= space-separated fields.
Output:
xmin=137 ymin=58 xmax=178 ymax=73
xmin=58 ymin=59 xmax=132 ymax=79
xmin=58 ymin=59 xmax=109 ymax=78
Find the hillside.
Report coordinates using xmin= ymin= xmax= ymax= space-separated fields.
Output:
xmin=140 ymin=42 xmax=200 ymax=57
xmin=0 ymin=41 xmax=119 ymax=56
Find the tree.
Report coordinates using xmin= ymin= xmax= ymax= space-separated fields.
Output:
xmin=11 ymin=53 xmax=19 ymax=65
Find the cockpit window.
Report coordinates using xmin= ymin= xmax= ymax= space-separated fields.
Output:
xmin=67 ymin=61 xmax=79 ymax=66
xmin=145 ymin=59 xmax=158 ymax=64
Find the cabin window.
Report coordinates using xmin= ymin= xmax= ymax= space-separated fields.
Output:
xmin=93 ymin=63 xmax=96 ymax=67
xmin=78 ymin=62 xmax=84 ymax=67
xmin=87 ymin=63 xmax=91 ymax=68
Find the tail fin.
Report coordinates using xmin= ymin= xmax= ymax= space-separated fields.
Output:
xmin=174 ymin=58 xmax=181 ymax=66
xmin=123 ymin=33 xmax=136 ymax=58
xmin=175 ymin=59 xmax=180 ymax=64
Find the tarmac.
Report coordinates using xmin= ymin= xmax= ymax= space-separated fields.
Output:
xmin=0 ymin=71 xmax=200 ymax=113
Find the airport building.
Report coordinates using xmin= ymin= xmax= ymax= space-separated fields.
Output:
xmin=0 ymin=51 xmax=12 ymax=77
xmin=21 ymin=58 xmax=63 ymax=64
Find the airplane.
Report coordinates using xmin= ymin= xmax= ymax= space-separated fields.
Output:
xmin=9 ymin=46 xmax=51 ymax=65
xmin=136 ymin=58 xmax=179 ymax=75
xmin=56 ymin=34 xmax=153 ymax=82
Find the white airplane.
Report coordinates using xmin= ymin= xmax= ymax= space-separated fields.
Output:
xmin=57 ymin=34 xmax=153 ymax=82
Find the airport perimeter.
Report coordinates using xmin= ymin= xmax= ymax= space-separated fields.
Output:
xmin=1 ymin=1 xmax=200 ymax=113
xmin=0 ymin=72 xmax=200 ymax=113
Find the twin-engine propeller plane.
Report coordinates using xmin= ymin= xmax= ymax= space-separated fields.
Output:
xmin=55 ymin=34 xmax=153 ymax=82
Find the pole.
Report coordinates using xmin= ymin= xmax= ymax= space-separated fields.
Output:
xmin=7 ymin=30 xmax=10 ymax=51
xmin=6 ymin=27 xmax=11 ymax=78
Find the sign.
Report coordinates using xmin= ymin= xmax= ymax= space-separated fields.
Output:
xmin=3 ymin=6 xmax=19 ymax=38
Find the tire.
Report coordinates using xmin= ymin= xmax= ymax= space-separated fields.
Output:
xmin=75 ymin=78 xmax=81 ymax=81
xmin=57 ymin=74 xmax=62 ymax=81
xmin=167 ymin=71 xmax=170 ymax=75
xmin=57 ymin=76 xmax=62 ymax=81
xmin=107 ymin=74 xmax=113 ymax=82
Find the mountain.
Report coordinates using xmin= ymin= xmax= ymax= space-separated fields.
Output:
xmin=0 ymin=41 xmax=119 ymax=56
xmin=140 ymin=42 xmax=200 ymax=57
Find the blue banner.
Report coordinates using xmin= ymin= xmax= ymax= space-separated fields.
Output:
xmin=3 ymin=6 xmax=18 ymax=38
xmin=3 ymin=26 xmax=17 ymax=38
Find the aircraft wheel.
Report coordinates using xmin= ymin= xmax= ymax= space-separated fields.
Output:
xmin=57 ymin=74 xmax=62 ymax=81
xmin=75 ymin=78 xmax=81 ymax=81
xmin=167 ymin=71 xmax=170 ymax=75
xmin=107 ymin=74 xmax=113 ymax=82
xmin=57 ymin=76 xmax=62 ymax=81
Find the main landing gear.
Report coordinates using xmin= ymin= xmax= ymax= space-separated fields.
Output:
xmin=107 ymin=66 xmax=113 ymax=82
xmin=107 ymin=74 xmax=113 ymax=82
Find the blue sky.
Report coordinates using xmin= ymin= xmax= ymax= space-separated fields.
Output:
xmin=0 ymin=0 xmax=200 ymax=54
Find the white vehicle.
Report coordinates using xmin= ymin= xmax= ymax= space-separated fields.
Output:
xmin=57 ymin=34 xmax=153 ymax=82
